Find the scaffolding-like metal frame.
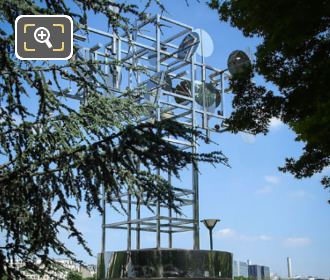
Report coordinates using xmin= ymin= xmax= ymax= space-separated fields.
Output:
xmin=72 ymin=14 xmax=227 ymax=254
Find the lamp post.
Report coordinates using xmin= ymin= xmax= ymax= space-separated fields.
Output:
xmin=201 ymin=219 xmax=220 ymax=250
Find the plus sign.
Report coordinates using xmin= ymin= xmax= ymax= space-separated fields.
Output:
xmin=37 ymin=30 xmax=47 ymax=40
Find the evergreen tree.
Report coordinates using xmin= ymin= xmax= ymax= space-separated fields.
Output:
xmin=0 ymin=1 xmax=228 ymax=278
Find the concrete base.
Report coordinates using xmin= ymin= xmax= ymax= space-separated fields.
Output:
xmin=97 ymin=248 xmax=233 ymax=279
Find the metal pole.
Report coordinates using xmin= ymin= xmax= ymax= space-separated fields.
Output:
xmin=209 ymin=229 xmax=213 ymax=250
xmin=156 ymin=14 xmax=161 ymax=250
xmin=168 ymin=171 xmax=172 ymax=248
xmin=156 ymin=196 xmax=161 ymax=249
xmin=101 ymin=185 xmax=106 ymax=254
xmin=191 ymin=52 xmax=200 ymax=250
xmin=100 ymin=184 xmax=106 ymax=280
xmin=127 ymin=193 xmax=132 ymax=251
xmin=192 ymin=150 xmax=200 ymax=247
xmin=136 ymin=160 xmax=141 ymax=250
xmin=221 ymin=73 xmax=224 ymax=116
xmin=116 ymin=36 xmax=121 ymax=90
xmin=136 ymin=199 xmax=141 ymax=249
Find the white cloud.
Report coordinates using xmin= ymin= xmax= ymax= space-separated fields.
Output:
xmin=216 ymin=228 xmax=236 ymax=238
xmin=259 ymin=235 xmax=273 ymax=241
xmin=256 ymin=185 xmax=273 ymax=194
xmin=265 ymin=175 xmax=280 ymax=184
xmin=215 ymin=228 xmax=272 ymax=242
xmin=289 ymin=190 xmax=307 ymax=198
xmin=256 ymin=176 xmax=280 ymax=194
xmin=284 ymin=237 xmax=311 ymax=247
xmin=269 ymin=117 xmax=284 ymax=130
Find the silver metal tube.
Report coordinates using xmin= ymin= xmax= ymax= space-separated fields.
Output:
xmin=166 ymin=61 xmax=190 ymax=75
xmin=191 ymin=53 xmax=200 ymax=250
xmin=106 ymin=216 xmax=158 ymax=228
xmin=127 ymin=193 xmax=132 ymax=251
xmin=163 ymin=29 xmax=190 ymax=45
xmin=136 ymin=200 xmax=141 ymax=249
xmin=101 ymin=185 xmax=106 ymax=254
xmin=168 ymin=171 xmax=173 ymax=248
xmin=221 ymin=73 xmax=225 ymax=116
xmin=156 ymin=15 xmax=161 ymax=250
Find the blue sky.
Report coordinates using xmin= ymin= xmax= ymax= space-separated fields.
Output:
xmin=66 ymin=1 xmax=330 ymax=278
xmin=5 ymin=0 xmax=329 ymax=278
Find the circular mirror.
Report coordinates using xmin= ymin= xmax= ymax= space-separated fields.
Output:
xmin=195 ymin=29 xmax=214 ymax=58
xmin=175 ymin=80 xmax=220 ymax=108
xmin=195 ymin=82 xmax=221 ymax=108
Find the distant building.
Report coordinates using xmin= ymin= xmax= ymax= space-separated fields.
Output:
xmin=249 ymin=265 xmax=262 ymax=280
xmin=261 ymin=266 xmax=270 ymax=280
xmin=233 ymin=260 xmax=238 ymax=277
xmin=279 ymin=277 xmax=327 ymax=280
xmin=233 ymin=260 xmax=249 ymax=278
xmin=81 ymin=264 xmax=96 ymax=278
xmin=280 ymin=275 xmax=330 ymax=280
xmin=240 ymin=262 xmax=249 ymax=277
xmin=10 ymin=259 xmax=95 ymax=279
xmin=287 ymin=257 xmax=292 ymax=278
xmin=249 ymin=265 xmax=270 ymax=280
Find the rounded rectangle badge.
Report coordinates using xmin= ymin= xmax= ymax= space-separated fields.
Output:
xmin=15 ymin=15 xmax=73 ymax=60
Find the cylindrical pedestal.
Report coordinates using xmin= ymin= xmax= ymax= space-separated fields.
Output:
xmin=98 ymin=249 xmax=232 ymax=279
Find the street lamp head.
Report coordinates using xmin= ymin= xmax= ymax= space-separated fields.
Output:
xmin=201 ymin=219 xmax=220 ymax=231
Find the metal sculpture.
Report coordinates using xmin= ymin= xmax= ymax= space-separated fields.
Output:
xmin=70 ymin=13 xmax=250 ymax=279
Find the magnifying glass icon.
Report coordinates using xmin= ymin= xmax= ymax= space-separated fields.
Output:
xmin=34 ymin=27 xmax=53 ymax=48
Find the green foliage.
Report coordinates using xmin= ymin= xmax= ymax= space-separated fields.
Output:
xmin=67 ymin=271 xmax=82 ymax=280
xmin=209 ymin=0 xmax=330 ymax=198
xmin=0 ymin=0 xmax=229 ymax=279
xmin=234 ymin=277 xmax=253 ymax=280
